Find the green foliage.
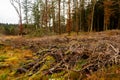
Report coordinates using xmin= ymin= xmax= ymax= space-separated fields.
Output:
xmin=0 ymin=26 xmax=4 ymax=34
xmin=0 ymin=73 xmax=8 ymax=80
xmin=3 ymin=26 xmax=17 ymax=35
xmin=0 ymin=56 xmax=8 ymax=62
xmin=29 ymin=28 xmax=55 ymax=37
xmin=74 ymin=60 xmax=87 ymax=71
xmin=22 ymin=0 xmax=32 ymax=25
xmin=50 ymin=71 xmax=66 ymax=80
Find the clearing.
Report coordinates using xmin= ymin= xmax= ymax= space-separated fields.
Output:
xmin=0 ymin=30 xmax=120 ymax=80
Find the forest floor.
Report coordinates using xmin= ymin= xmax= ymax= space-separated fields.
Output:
xmin=0 ymin=30 xmax=120 ymax=80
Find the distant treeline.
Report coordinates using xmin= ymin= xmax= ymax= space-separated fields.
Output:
xmin=0 ymin=23 xmax=17 ymax=27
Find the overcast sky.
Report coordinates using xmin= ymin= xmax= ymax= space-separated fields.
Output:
xmin=0 ymin=0 xmax=19 ymax=24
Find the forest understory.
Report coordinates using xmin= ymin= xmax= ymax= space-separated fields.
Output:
xmin=0 ymin=30 xmax=120 ymax=80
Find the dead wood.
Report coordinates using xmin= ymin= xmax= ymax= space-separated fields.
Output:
xmin=1 ymin=30 xmax=120 ymax=78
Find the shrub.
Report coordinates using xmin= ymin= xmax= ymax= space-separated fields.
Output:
xmin=3 ymin=26 xmax=17 ymax=35
xmin=29 ymin=28 xmax=55 ymax=37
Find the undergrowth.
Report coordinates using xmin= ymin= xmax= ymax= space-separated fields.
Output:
xmin=0 ymin=30 xmax=120 ymax=80
xmin=0 ymin=46 xmax=118 ymax=80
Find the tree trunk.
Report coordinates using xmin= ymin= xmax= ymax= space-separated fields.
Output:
xmin=45 ymin=0 xmax=48 ymax=29
xmin=68 ymin=0 xmax=71 ymax=35
xmin=10 ymin=0 xmax=23 ymax=35
xmin=52 ymin=1 xmax=55 ymax=33
xmin=76 ymin=0 xmax=79 ymax=35
xmin=19 ymin=0 xmax=23 ymax=35
xmin=90 ymin=0 xmax=96 ymax=32
xmin=58 ymin=0 xmax=61 ymax=34
xmin=19 ymin=16 xmax=23 ymax=35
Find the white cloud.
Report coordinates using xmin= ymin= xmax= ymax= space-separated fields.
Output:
xmin=0 ymin=0 xmax=19 ymax=24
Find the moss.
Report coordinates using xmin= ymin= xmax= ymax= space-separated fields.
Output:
xmin=0 ymin=46 xmax=34 ymax=79
xmin=65 ymin=50 xmax=71 ymax=55
xmin=69 ymin=71 xmax=80 ymax=80
xmin=40 ymin=55 xmax=55 ymax=71
xmin=0 ymin=63 xmax=10 ymax=68
xmin=5 ymin=57 xmax=18 ymax=62
xmin=74 ymin=60 xmax=87 ymax=71
xmin=0 ymin=73 xmax=8 ymax=80
xmin=28 ymin=55 xmax=56 ymax=80
xmin=0 ymin=56 xmax=8 ymax=62
xmin=50 ymin=71 xmax=66 ymax=79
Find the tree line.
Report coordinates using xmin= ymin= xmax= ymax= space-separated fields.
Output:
xmin=9 ymin=0 xmax=120 ymax=35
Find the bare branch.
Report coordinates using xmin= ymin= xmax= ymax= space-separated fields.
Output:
xmin=10 ymin=0 xmax=20 ymax=17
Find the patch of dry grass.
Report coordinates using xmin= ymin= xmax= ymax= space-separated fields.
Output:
xmin=86 ymin=65 xmax=120 ymax=80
